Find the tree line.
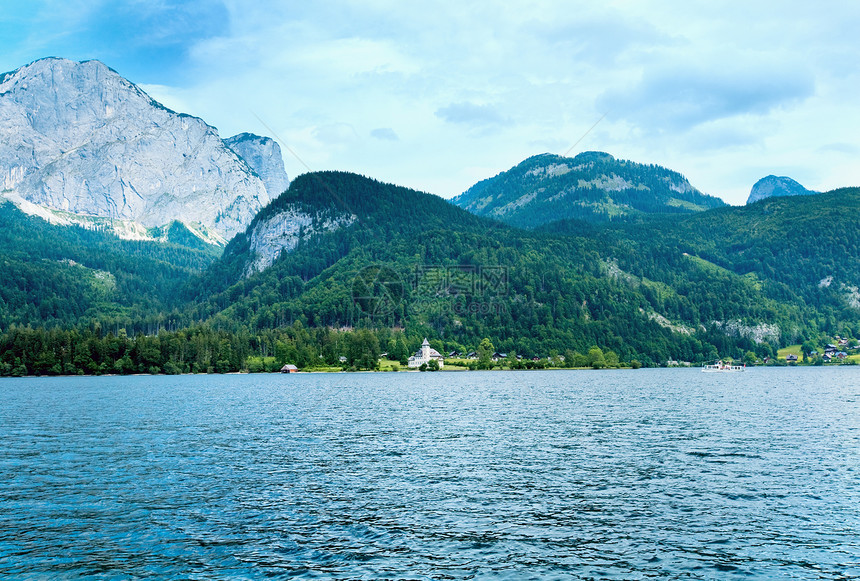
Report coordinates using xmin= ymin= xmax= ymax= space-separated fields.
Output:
xmin=0 ymin=322 xmax=649 ymax=377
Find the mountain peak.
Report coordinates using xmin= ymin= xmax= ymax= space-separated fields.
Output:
xmin=519 ymin=151 xmax=615 ymax=167
xmin=224 ymin=133 xmax=290 ymax=199
xmin=0 ymin=57 xmax=283 ymax=242
xmin=453 ymin=152 xmax=725 ymax=228
xmin=747 ymin=175 xmax=817 ymax=204
xmin=4 ymin=57 xmax=126 ymax=93
xmin=571 ymin=150 xmax=616 ymax=163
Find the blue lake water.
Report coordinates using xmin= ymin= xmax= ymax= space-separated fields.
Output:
xmin=1 ymin=368 xmax=859 ymax=579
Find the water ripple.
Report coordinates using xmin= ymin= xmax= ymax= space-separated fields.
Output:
xmin=1 ymin=368 xmax=859 ymax=579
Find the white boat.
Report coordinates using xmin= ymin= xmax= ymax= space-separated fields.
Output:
xmin=702 ymin=360 xmax=746 ymax=372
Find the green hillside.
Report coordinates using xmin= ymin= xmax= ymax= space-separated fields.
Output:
xmin=0 ymin=202 xmax=220 ymax=332
xmin=2 ymin=173 xmax=859 ymax=375
xmin=544 ymin=187 xmax=860 ymax=338
xmin=182 ymin=172 xmax=839 ymax=364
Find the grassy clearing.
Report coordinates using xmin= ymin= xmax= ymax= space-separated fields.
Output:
xmin=741 ymin=272 xmax=763 ymax=291
xmin=441 ymin=364 xmax=470 ymax=371
xmin=777 ymin=345 xmax=802 ymax=358
xmin=377 ymin=359 xmax=403 ymax=371
xmin=667 ymin=198 xmax=707 ymax=212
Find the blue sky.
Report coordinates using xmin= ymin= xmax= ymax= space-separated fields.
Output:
xmin=2 ymin=0 xmax=858 ymax=204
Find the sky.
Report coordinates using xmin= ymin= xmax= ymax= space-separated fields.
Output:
xmin=1 ymin=0 xmax=858 ymax=205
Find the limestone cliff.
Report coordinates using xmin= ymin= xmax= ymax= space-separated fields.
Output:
xmin=0 ymin=57 xmax=287 ymax=242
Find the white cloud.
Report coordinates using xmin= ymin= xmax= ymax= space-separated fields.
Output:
xmin=599 ymin=59 xmax=816 ymax=133
xmin=818 ymin=143 xmax=859 ymax=155
xmin=3 ymin=0 xmax=859 ymax=204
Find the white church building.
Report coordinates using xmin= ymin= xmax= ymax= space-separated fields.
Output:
xmin=408 ymin=338 xmax=445 ymax=368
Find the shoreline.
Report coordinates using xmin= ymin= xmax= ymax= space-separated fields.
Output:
xmin=2 ymin=363 xmax=852 ymax=379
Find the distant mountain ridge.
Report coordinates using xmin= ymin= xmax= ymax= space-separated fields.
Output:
xmin=0 ymin=57 xmax=288 ymax=243
xmin=747 ymin=175 xmax=817 ymax=204
xmin=452 ymin=151 xmax=726 ymax=228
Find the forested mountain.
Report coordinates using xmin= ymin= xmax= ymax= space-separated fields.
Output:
xmin=178 ymin=172 xmax=857 ymax=365
xmin=0 ymin=202 xmax=219 ymax=332
xmin=452 ymin=151 xmax=726 ymax=228
xmin=543 ymin=186 xmax=860 ymax=340
xmin=3 ymin=58 xmax=855 ymax=376
xmin=2 ymin=167 xmax=859 ymax=375
xmin=185 ymin=171 xmax=704 ymax=364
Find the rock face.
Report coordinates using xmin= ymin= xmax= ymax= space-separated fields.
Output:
xmin=452 ymin=152 xmax=726 ymax=228
xmin=746 ymin=175 xmax=817 ymax=204
xmin=244 ymin=207 xmax=356 ymax=276
xmin=225 ymin=133 xmax=290 ymax=199
xmin=0 ymin=57 xmax=287 ymax=241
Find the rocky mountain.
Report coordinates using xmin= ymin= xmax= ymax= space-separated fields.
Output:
xmin=746 ymin=175 xmax=817 ymax=204
xmin=224 ymin=133 xmax=290 ymax=199
xmin=0 ymin=57 xmax=288 ymax=242
xmin=216 ymin=171 xmax=476 ymax=280
xmin=452 ymin=151 xmax=726 ymax=228
xmin=243 ymin=205 xmax=356 ymax=277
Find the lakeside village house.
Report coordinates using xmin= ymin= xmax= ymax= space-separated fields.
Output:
xmin=408 ymin=338 xmax=445 ymax=369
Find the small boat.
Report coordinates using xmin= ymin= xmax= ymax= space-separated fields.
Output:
xmin=702 ymin=360 xmax=745 ymax=373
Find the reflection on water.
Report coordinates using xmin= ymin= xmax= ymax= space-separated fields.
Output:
xmin=1 ymin=368 xmax=859 ymax=579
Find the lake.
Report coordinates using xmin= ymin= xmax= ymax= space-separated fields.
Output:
xmin=1 ymin=368 xmax=859 ymax=579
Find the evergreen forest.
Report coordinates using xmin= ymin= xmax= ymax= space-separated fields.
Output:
xmin=2 ymin=171 xmax=860 ymax=375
